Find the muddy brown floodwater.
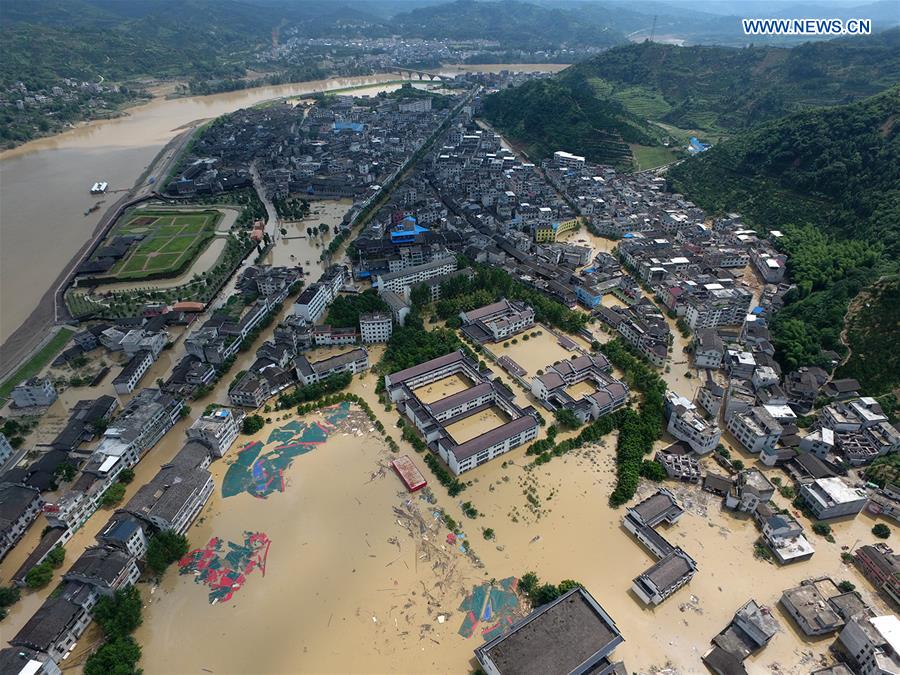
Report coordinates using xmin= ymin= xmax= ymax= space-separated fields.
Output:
xmin=136 ymin=405 xmax=490 ymax=675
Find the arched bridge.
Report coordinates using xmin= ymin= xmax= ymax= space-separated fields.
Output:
xmin=394 ymin=69 xmax=451 ymax=81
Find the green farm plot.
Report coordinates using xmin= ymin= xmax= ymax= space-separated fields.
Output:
xmin=629 ymin=144 xmax=678 ymax=171
xmin=107 ymin=209 xmax=222 ymax=280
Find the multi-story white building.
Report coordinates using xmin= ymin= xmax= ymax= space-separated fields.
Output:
xmin=186 ymin=408 xmax=242 ymax=457
xmin=376 ymin=256 xmax=456 ymax=297
xmin=293 ymin=283 xmax=331 ymax=323
xmin=837 ymin=615 xmax=900 ymax=675
xmin=800 ymin=477 xmax=868 ymax=520
xmin=665 ymin=391 xmax=721 ymax=455
xmin=553 ymin=150 xmax=586 ymax=168
xmin=0 ymin=432 xmax=13 ymax=467
xmin=113 ymin=349 xmax=155 ymax=395
xmin=386 ymin=350 xmax=539 ymax=475
xmin=693 ymin=329 xmax=724 ymax=369
xmin=751 ymin=248 xmax=787 ymax=283
xmin=295 ymin=348 xmax=369 ymax=386
xmin=684 ymin=285 xmax=752 ymax=330
xmin=359 ymin=312 xmax=393 ymax=344
xmin=0 ymin=484 xmax=43 ymax=561
xmin=10 ymin=377 xmax=57 ymax=408
xmin=459 ymin=299 xmax=535 ymax=344
xmin=726 ymin=406 xmax=783 ymax=455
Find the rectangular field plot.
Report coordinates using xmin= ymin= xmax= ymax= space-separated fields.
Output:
xmin=444 ymin=406 xmax=509 ymax=444
xmin=103 ymin=208 xmax=222 ymax=280
xmin=412 ymin=373 xmax=473 ymax=404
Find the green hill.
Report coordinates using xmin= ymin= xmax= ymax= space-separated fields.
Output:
xmin=390 ymin=0 xmax=626 ymax=49
xmin=481 ymin=77 xmax=663 ymax=166
xmin=481 ymin=29 xmax=900 ymax=167
xmin=669 ymin=86 xmax=900 ymax=396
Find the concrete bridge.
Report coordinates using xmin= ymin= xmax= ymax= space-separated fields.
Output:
xmin=395 ymin=68 xmax=451 ymax=81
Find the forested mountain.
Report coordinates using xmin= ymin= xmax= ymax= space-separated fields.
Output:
xmin=390 ymin=0 xmax=626 ymax=48
xmin=669 ymin=86 xmax=900 ymax=395
xmin=482 ymin=77 xmax=664 ymax=165
xmin=481 ymin=29 xmax=900 ymax=165
xmin=0 ymin=0 xmax=286 ymax=87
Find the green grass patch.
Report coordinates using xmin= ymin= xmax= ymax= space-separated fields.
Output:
xmin=103 ymin=208 xmax=221 ymax=280
xmin=0 ymin=328 xmax=75 ymax=400
xmin=629 ymin=144 xmax=678 ymax=171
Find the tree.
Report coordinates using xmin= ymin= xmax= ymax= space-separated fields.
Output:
xmin=519 ymin=572 xmax=539 ymax=598
xmin=873 ymin=523 xmax=891 ymax=539
xmin=639 ymin=460 xmax=667 ymax=482
xmin=557 ymin=579 xmax=584 ymax=594
xmin=46 ymin=545 xmax=66 ymax=569
xmin=0 ymin=586 xmax=20 ymax=608
xmin=146 ymin=531 xmax=190 ymax=576
xmin=242 ymin=414 xmax=265 ymax=434
xmin=410 ymin=282 xmax=431 ymax=310
xmin=812 ymin=522 xmax=832 ymax=537
xmin=531 ymin=583 xmax=562 ymax=606
xmin=837 ymin=580 xmax=856 ymax=593
xmin=731 ymin=459 xmax=745 ymax=472
xmin=84 ymin=635 xmax=142 ymax=675
xmin=93 ymin=587 xmax=143 ymax=638
xmin=54 ymin=462 xmax=77 ymax=482
xmin=553 ymin=407 xmax=580 ymax=430
xmin=482 ymin=528 xmax=495 ymax=540
xmin=118 ymin=469 xmax=135 ymax=484
xmin=25 ymin=563 xmax=53 ymax=589
xmin=101 ymin=483 xmax=127 ymax=507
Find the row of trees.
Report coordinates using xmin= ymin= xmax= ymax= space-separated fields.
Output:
xmin=24 ymin=544 xmax=66 ymax=589
xmin=277 ymin=372 xmax=353 ymax=409
xmin=84 ymin=586 xmax=143 ymax=675
xmin=522 ymin=338 xmax=667 ymax=506
xmin=604 ymin=339 xmax=667 ymax=506
xmin=272 ymin=196 xmax=310 ymax=220
xmin=518 ymin=571 xmax=584 ymax=608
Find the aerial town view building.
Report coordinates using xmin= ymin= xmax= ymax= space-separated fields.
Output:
xmin=0 ymin=2 xmax=898 ymax=675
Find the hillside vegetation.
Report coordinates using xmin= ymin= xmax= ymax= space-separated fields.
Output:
xmin=481 ymin=77 xmax=663 ymax=165
xmin=669 ymin=86 xmax=900 ymax=395
xmin=391 ymin=0 xmax=625 ymax=49
xmin=481 ymin=30 xmax=900 ymax=166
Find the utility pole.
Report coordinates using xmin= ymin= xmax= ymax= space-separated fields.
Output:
xmin=649 ymin=15 xmax=658 ymax=43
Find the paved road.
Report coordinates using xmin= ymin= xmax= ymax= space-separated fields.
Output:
xmin=250 ymin=162 xmax=280 ymax=240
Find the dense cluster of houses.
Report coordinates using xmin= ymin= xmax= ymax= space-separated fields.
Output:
xmin=167 ymin=89 xmax=460 ymax=201
xmin=1 ymin=407 xmax=241 ymax=671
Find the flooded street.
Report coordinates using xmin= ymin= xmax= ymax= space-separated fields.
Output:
xmin=136 ymin=405 xmax=488 ymax=675
xmin=3 ymin=55 xmax=889 ymax=675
